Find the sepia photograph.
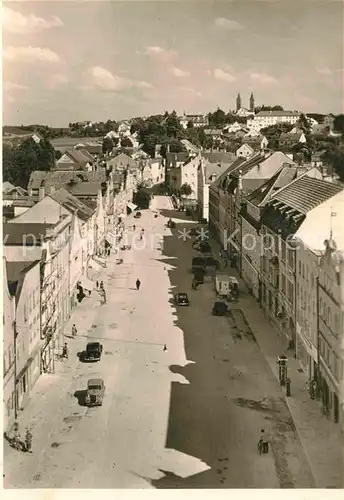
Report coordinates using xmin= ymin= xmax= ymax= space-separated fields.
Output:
xmin=2 ymin=0 xmax=344 ymax=491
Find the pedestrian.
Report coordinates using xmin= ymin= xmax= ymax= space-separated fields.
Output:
xmin=163 ymin=344 xmax=167 ymax=352
xmin=258 ymin=429 xmax=265 ymax=454
xmin=62 ymin=343 xmax=68 ymax=359
xmin=133 ymin=224 xmax=136 ymax=231
xmin=96 ymin=281 xmax=99 ymax=289
xmin=25 ymin=428 xmax=33 ymax=453
xmin=72 ymin=324 xmax=77 ymax=337
xmin=100 ymin=281 xmax=104 ymax=290
xmin=136 ymin=278 xmax=141 ymax=291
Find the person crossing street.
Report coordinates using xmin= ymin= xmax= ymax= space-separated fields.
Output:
xmin=136 ymin=278 xmax=141 ymax=291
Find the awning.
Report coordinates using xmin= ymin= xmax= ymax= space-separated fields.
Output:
xmin=106 ymin=232 xmax=117 ymax=246
xmin=127 ymin=202 xmax=137 ymax=211
xmin=88 ymin=258 xmax=101 ymax=272
xmin=78 ymin=276 xmax=94 ymax=291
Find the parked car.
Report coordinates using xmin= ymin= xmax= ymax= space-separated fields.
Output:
xmin=83 ymin=342 xmax=103 ymax=362
xmin=205 ymin=257 xmax=220 ymax=269
xmin=174 ymin=293 xmax=190 ymax=306
xmin=134 ymin=211 xmax=142 ymax=219
xmin=85 ymin=379 xmax=105 ymax=406
xmin=199 ymin=242 xmax=212 ymax=254
xmin=192 ymin=256 xmax=206 ymax=273
xmin=193 ymin=268 xmax=205 ymax=284
xmin=212 ymin=301 xmax=228 ymax=316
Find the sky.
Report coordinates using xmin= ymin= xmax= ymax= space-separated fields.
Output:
xmin=2 ymin=0 xmax=343 ymax=127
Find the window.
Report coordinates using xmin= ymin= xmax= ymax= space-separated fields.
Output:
xmin=298 ymin=260 xmax=301 ymax=275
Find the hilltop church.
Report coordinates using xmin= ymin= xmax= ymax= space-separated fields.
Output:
xmin=234 ymin=93 xmax=255 ymax=117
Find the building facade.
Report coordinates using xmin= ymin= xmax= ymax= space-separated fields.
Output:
xmin=3 ymin=258 xmax=16 ymax=431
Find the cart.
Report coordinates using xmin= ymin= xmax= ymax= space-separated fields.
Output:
xmin=214 ymin=273 xmax=232 ymax=297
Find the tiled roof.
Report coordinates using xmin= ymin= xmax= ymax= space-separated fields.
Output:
xmin=210 ymin=157 xmax=246 ymax=190
xmin=279 ymin=132 xmax=303 ymax=141
xmin=3 ymin=223 xmax=54 ymax=245
xmin=28 ymin=170 xmax=106 ymax=190
xmin=49 ymin=188 xmax=96 ymax=221
xmin=202 ymin=152 xmax=236 ymax=164
xmin=67 ymin=149 xmax=94 ymax=164
xmin=270 ymin=176 xmax=343 ymax=214
xmin=246 ymin=165 xmax=299 ymax=206
xmin=107 ymin=153 xmax=138 ymax=169
xmin=67 ymin=182 xmax=101 ymax=197
xmin=256 ymin=111 xmax=300 ymax=117
xmin=204 ymin=162 xmax=234 ymax=185
xmin=231 ymin=152 xmax=265 ymax=177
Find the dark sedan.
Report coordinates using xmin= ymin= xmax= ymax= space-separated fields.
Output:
xmin=174 ymin=293 xmax=190 ymax=306
xmin=212 ymin=301 xmax=228 ymax=316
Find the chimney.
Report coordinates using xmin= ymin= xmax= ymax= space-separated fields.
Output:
xmin=39 ymin=186 xmax=45 ymax=201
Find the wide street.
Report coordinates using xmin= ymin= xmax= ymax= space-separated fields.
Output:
xmin=4 ymin=196 xmax=314 ymax=488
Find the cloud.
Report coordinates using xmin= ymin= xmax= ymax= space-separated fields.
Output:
xmin=170 ymin=67 xmax=190 ymax=77
xmin=250 ymin=72 xmax=277 ymax=84
xmin=3 ymin=46 xmax=60 ymax=63
xmin=179 ymin=87 xmax=202 ymax=97
xmin=85 ymin=66 xmax=153 ymax=92
xmin=3 ymin=82 xmax=29 ymax=92
xmin=316 ymin=66 xmax=333 ymax=76
xmin=214 ymin=17 xmax=243 ymax=30
xmin=46 ymin=73 xmax=69 ymax=89
xmin=139 ymin=46 xmax=177 ymax=62
xmin=3 ymin=7 xmax=63 ymax=34
xmin=213 ymin=68 xmax=237 ymax=83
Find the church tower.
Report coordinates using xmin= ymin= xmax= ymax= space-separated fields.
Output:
xmin=236 ymin=93 xmax=241 ymax=112
xmin=249 ymin=92 xmax=255 ymax=112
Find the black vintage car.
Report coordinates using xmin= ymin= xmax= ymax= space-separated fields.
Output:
xmin=84 ymin=342 xmax=103 ymax=362
xmin=193 ymin=268 xmax=205 ymax=284
xmin=133 ymin=211 xmax=142 ymax=219
xmin=174 ymin=293 xmax=190 ymax=306
xmin=212 ymin=301 xmax=228 ymax=316
xmin=192 ymin=256 xmax=206 ymax=273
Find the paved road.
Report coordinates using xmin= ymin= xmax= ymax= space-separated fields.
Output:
xmin=4 ymin=196 xmax=208 ymax=488
xmin=4 ymin=196 xmax=314 ymax=488
xmin=150 ymin=207 xmax=315 ymax=488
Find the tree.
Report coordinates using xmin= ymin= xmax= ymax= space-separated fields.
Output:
xmin=102 ymin=137 xmax=114 ymax=154
xmin=208 ymin=108 xmax=226 ymax=128
xmin=180 ymin=183 xmax=192 ymax=196
xmin=133 ymin=187 xmax=151 ymax=209
xmin=297 ymin=113 xmax=311 ymax=133
xmin=120 ymin=136 xmax=133 ymax=147
xmin=187 ymin=120 xmax=194 ymax=129
xmin=3 ymin=138 xmax=56 ymax=188
xmin=334 ymin=114 xmax=344 ymax=134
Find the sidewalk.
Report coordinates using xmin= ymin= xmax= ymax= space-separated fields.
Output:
xmin=4 ymin=280 xmax=105 ymax=487
xmin=210 ymin=237 xmax=343 ymax=488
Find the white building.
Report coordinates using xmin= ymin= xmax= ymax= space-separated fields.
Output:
xmin=252 ymin=110 xmax=300 ymax=129
xmin=235 ymin=107 xmax=254 ymax=118
xmin=236 ymin=143 xmax=255 ymax=159
xmin=293 ymin=189 xmax=344 ymax=426
xmin=3 ymin=257 xmax=16 ymax=431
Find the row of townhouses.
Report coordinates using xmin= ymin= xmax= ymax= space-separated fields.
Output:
xmin=3 ymin=147 xmax=163 ymax=432
xmin=206 ymin=152 xmax=344 ymax=429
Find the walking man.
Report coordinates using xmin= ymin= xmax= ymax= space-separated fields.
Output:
xmin=25 ymin=428 xmax=33 ymax=453
xmin=72 ymin=324 xmax=77 ymax=337
xmin=62 ymin=343 xmax=69 ymax=359
xmin=136 ymin=278 xmax=141 ymax=291
xmin=96 ymin=281 xmax=99 ymax=289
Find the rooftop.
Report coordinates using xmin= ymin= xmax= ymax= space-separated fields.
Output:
xmin=271 ymin=176 xmax=343 ymax=214
xmin=3 ymin=223 xmax=54 ymax=246
xmin=7 ymin=260 xmax=40 ymax=298
xmin=256 ymin=110 xmax=300 ymax=117
xmin=49 ymin=187 xmax=96 ymax=221
xmin=28 ymin=170 xmax=106 ymax=191
xmin=246 ymin=165 xmax=299 ymax=207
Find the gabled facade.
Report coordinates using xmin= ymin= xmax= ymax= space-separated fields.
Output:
xmin=236 ymin=143 xmax=255 ymax=159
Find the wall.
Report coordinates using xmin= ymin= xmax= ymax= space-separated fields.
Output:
xmin=241 ymin=216 xmax=260 ymax=299
xmin=15 ymin=261 xmax=41 ymax=408
xmin=181 ymin=156 xmax=199 ymax=199
xmin=295 ymin=244 xmax=319 ymax=377
xmin=3 ymin=259 xmax=16 ymax=431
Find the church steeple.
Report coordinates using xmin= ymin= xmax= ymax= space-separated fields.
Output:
xmin=236 ymin=93 xmax=241 ymax=112
xmin=249 ymin=92 xmax=255 ymax=112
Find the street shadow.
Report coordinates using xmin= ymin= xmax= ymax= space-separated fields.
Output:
xmin=74 ymin=389 xmax=87 ymax=406
xmin=159 ymin=209 xmax=196 ymax=222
